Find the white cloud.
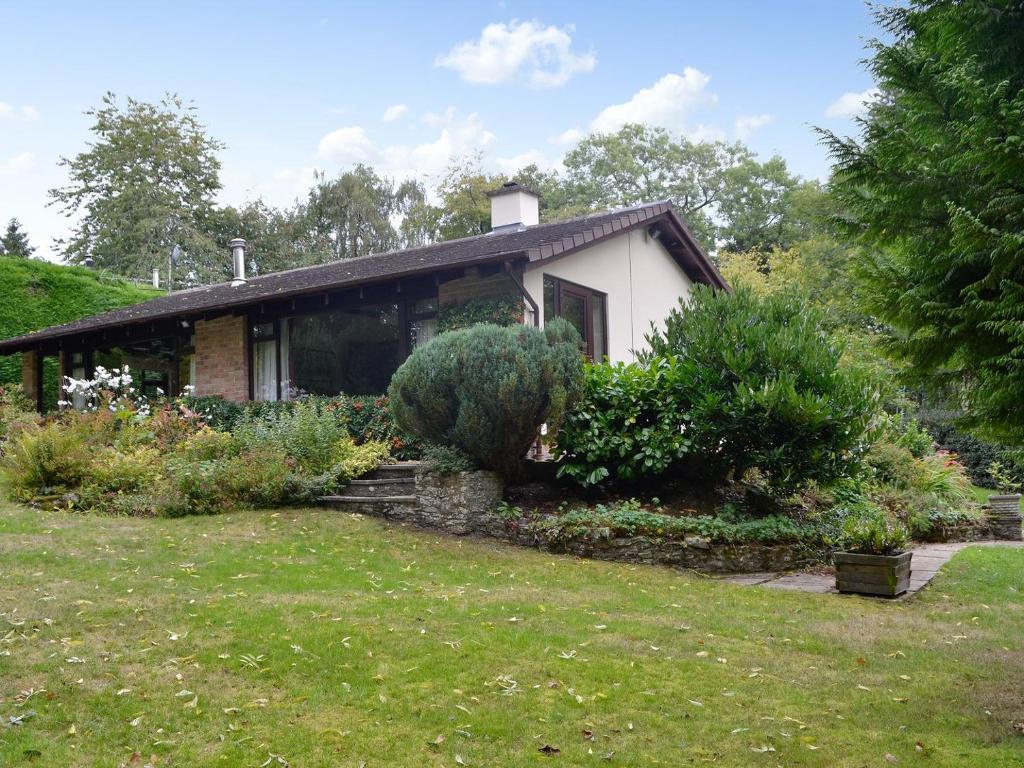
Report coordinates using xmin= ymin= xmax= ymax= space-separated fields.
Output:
xmin=549 ymin=127 xmax=584 ymax=146
xmin=317 ymin=126 xmax=376 ymax=165
xmin=317 ymin=108 xmax=496 ymax=181
xmin=494 ymin=149 xmax=553 ymax=175
xmin=590 ymin=69 xmax=717 ymax=135
xmin=0 ymin=102 xmax=40 ymax=121
xmin=436 ymin=20 xmax=596 ymax=88
xmin=381 ymin=103 xmax=409 ymax=123
xmin=0 ymin=151 xmax=35 ymax=175
xmin=689 ymin=124 xmax=726 ymax=143
xmin=734 ymin=113 xmax=775 ymax=141
xmin=825 ymin=88 xmax=879 ymax=119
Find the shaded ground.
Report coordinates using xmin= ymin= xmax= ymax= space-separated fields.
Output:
xmin=1 ymin=501 xmax=1022 ymax=767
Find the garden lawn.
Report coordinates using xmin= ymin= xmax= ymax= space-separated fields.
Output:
xmin=1 ymin=501 xmax=1022 ymax=767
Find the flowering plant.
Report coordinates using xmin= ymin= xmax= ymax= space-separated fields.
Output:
xmin=59 ymin=365 xmax=153 ymax=417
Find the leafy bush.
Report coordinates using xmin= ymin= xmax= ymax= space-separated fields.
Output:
xmin=835 ymin=506 xmax=910 ymax=555
xmin=220 ymin=448 xmax=292 ymax=507
xmin=389 ymin=319 xmax=583 ymax=478
xmin=232 ymin=399 xmax=348 ymax=475
xmin=421 ymin=445 xmax=476 ymax=475
xmin=332 ymin=438 xmax=392 ymax=484
xmin=0 ymin=383 xmax=37 ymax=446
xmin=908 ymin=451 xmax=973 ymax=507
xmin=338 ymin=395 xmax=423 ymax=459
xmin=555 ymin=358 xmax=691 ymax=486
xmin=158 ymin=456 xmax=235 ymax=517
xmin=181 ymin=394 xmax=424 ymax=460
xmin=437 ymin=295 xmax=523 ymax=333
xmin=175 ymin=426 xmax=237 ymax=462
xmin=529 ymin=499 xmax=816 ymax=545
xmin=85 ymin=446 xmax=163 ymax=495
xmin=0 ymin=254 xmax=159 ymax=391
xmin=641 ymin=285 xmax=876 ymax=494
xmin=917 ymin=409 xmax=1024 ymax=488
xmin=864 ymin=441 xmax=917 ymax=487
xmin=988 ymin=459 xmax=1024 ymax=494
xmin=1 ymin=421 xmax=94 ymax=498
xmin=180 ymin=396 xmax=246 ymax=431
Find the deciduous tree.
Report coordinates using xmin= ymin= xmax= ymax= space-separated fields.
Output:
xmin=48 ymin=93 xmax=225 ymax=284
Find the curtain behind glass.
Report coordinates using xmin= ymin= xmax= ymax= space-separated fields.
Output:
xmin=252 ymin=340 xmax=278 ymax=401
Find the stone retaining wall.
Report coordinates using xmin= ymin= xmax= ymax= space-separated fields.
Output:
xmin=351 ymin=470 xmax=816 ymax=573
xmin=475 ymin=514 xmax=817 ymax=572
xmin=350 ymin=472 xmax=1007 ymax=574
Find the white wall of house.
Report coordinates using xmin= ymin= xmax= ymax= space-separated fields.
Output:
xmin=522 ymin=228 xmax=694 ymax=363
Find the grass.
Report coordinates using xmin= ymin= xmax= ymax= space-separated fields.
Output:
xmin=1 ymin=500 xmax=1022 ymax=767
xmin=972 ymin=485 xmax=994 ymax=504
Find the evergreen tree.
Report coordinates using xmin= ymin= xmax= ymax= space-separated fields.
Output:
xmin=0 ymin=218 xmax=35 ymax=258
xmin=821 ymin=0 xmax=1024 ymax=444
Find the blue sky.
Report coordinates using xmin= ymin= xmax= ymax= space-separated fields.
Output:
xmin=0 ymin=1 xmax=881 ymax=261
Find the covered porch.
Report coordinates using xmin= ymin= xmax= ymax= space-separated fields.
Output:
xmin=10 ymin=262 xmax=531 ymax=412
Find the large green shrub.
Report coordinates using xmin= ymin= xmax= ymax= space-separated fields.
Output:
xmin=1 ymin=421 xmax=94 ymax=498
xmin=388 ymin=319 xmax=583 ymax=478
xmin=642 ymin=285 xmax=877 ymax=494
xmin=555 ymin=358 xmax=691 ymax=486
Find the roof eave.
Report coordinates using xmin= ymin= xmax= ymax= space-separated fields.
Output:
xmin=0 ymin=249 xmax=532 ymax=354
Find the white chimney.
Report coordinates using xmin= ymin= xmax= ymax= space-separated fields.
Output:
xmin=230 ymin=238 xmax=247 ymax=286
xmin=151 ymin=268 xmax=160 ymax=288
xmin=487 ymin=182 xmax=540 ymax=232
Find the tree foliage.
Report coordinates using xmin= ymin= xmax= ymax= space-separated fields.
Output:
xmin=49 ymin=93 xmax=225 ymax=284
xmin=560 ymin=123 xmax=810 ymax=250
xmin=643 ymin=286 xmax=878 ymax=493
xmin=0 ymin=218 xmax=35 ymax=258
xmin=821 ymin=0 xmax=1024 ymax=444
xmin=302 ymin=164 xmax=429 ymax=260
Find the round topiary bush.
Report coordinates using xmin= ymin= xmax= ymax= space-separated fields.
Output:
xmin=388 ymin=319 xmax=582 ymax=479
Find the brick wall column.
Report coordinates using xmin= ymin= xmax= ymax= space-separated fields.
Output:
xmin=21 ymin=350 xmax=41 ymax=410
xmin=193 ymin=315 xmax=250 ymax=402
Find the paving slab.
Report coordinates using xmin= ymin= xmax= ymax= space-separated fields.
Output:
xmin=721 ymin=540 xmax=1023 ymax=597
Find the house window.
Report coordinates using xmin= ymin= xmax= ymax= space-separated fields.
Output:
xmin=542 ymin=275 xmax=608 ymax=360
xmin=250 ymin=321 xmax=280 ymax=401
xmin=281 ymin=302 xmax=402 ymax=399
xmin=69 ymin=351 xmax=88 ymax=410
xmin=408 ymin=297 xmax=438 ymax=351
xmin=250 ymin=296 xmax=439 ymax=402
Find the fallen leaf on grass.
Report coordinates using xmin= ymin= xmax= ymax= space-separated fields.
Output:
xmin=538 ymin=744 xmax=560 ymax=755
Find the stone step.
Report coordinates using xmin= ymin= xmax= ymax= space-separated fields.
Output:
xmin=318 ymin=494 xmax=417 ymax=505
xmin=368 ymin=463 xmax=422 ymax=480
xmin=337 ymin=478 xmax=416 ymax=497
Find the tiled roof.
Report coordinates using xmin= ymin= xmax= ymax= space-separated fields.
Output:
xmin=0 ymin=201 xmax=725 ymax=352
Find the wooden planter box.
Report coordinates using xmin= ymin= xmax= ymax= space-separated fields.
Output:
xmin=834 ymin=551 xmax=912 ymax=598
